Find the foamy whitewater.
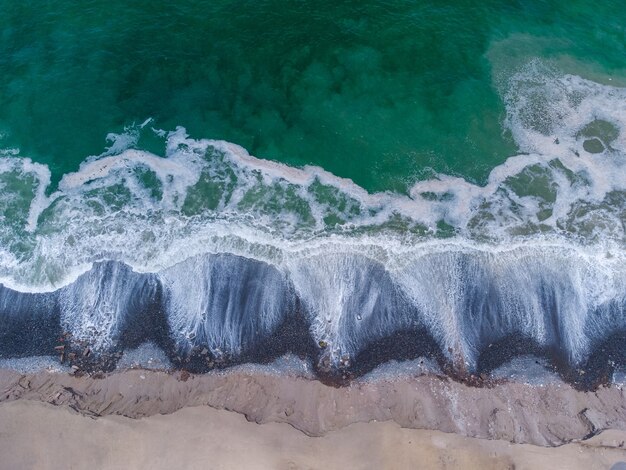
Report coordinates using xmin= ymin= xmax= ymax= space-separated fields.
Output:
xmin=0 ymin=62 xmax=624 ymax=379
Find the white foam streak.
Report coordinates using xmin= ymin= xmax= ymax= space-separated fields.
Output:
xmin=0 ymin=62 xmax=622 ymax=295
xmin=160 ymin=253 xmax=292 ymax=356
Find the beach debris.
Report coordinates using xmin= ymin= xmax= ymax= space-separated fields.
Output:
xmin=54 ymin=344 xmax=66 ymax=364
xmin=317 ymin=353 xmax=332 ymax=372
xmin=179 ymin=370 xmax=191 ymax=382
xmin=213 ymin=348 xmax=224 ymax=362
xmin=83 ymin=347 xmax=91 ymax=357
xmin=201 ymin=348 xmax=209 ymax=355
xmin=318 ymin=340 xmax=327 ymax=349
xmin=340 ymin=354 xmax=351 ymax=368
xmin=17 ymin=377 xmax=30 ymax=389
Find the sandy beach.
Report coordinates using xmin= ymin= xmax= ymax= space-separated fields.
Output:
xmin=1 ymin=367 xmax=626 ymax=469
xmin=1 ymin=399 xmax=626 ymax=470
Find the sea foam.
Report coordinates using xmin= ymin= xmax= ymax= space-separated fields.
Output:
xmin=0 ymin=62 xmax=624 ymax=379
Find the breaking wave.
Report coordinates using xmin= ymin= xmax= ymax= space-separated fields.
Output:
xmin=0 ymin=62 xmax=625 ymax=384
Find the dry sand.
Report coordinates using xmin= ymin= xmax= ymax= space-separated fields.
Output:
xmin=1 ymin=367 xmax=626 ymax=469
xmin=1 ymin=400 xmax=626 ymax=470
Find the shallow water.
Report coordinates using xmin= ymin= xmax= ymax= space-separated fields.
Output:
xmin=117 ymin=342 xmax=173 ymax=371
xmin=0 ymin=1 xmax=624 ymax=385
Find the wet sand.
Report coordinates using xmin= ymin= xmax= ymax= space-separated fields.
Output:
xmin=2 ymin=367 xmax=626 ymax=447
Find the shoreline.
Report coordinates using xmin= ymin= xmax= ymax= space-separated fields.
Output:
xmin=2 ymin=251 xmax=625 ymax=394
xmin=2 ymin=366 xmax=626 ymax=447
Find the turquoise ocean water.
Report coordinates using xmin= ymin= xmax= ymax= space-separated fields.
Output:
xmin=2 ymin=1 xmax=626 ymax=189
xmin=0 ymin=1 xmax=625 ymax=372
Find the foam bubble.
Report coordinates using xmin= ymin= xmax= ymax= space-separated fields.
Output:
xmin=490 ymin=356 xmax=561 ymax=386
xmin=0 ymin=355 xmax=70 ymax=374
xmin=117 ymin=342 xmax=172 ymax=370
xmin=357 ymin=357 xmax=442 ymax=384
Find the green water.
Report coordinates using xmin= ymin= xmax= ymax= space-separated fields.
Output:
xmin=2 ymin=1 xmax=625 ymax=192
xmin=0 ymin=0 xmax=625 ymax=373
